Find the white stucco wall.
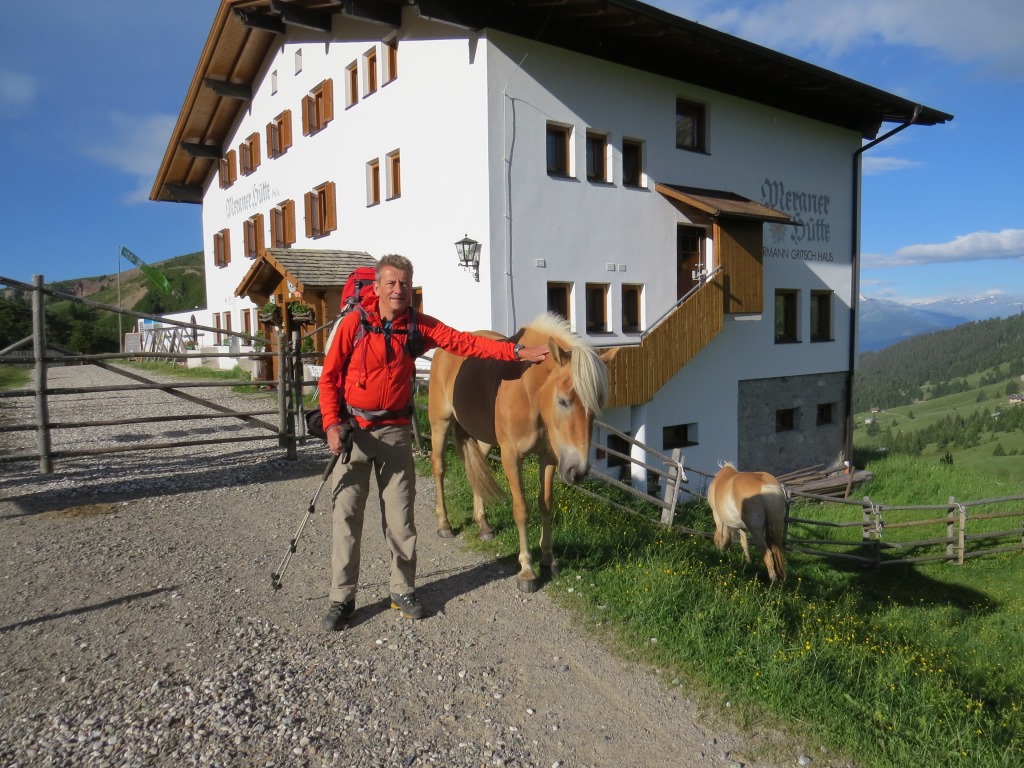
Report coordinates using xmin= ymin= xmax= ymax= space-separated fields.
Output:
xmin=187 ymin=9 xmax=864 ymax=473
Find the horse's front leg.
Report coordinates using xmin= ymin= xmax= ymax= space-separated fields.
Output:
xmin=501 ymin=451 xmax=536 ymax=592
xmin=430 ymin=417 xmax=454 ymax=538
xmin=537 ymin=453 xmax=558 ymax=580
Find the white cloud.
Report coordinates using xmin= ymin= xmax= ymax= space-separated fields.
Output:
xmin=649 ymin=0 xmax=1024 ymax=78
xmin=863 ymin=229 xmax=1024 ymax=268
xmin=862 ymin=156 xmax=922 ymax=176
xmin=81 ymin=112 xmax=177 ymax=204
xmin=0 ymin=69 xmax=37 ymax=113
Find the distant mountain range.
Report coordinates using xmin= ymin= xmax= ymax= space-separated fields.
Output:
xmin=859 ymin=294 xmax=1024 ymax=352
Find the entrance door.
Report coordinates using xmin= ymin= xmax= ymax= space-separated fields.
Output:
xmin=676 ymin=225 xmax=705 ymax=300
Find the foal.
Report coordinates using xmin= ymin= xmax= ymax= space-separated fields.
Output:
xmin=707 ymin=462 xmax=788 ymax=582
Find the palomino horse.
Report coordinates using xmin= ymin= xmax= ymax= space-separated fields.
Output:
xmin=429 ymin=313 xmax=610 ymax=593
xmin=707 ymin=462 xmax=788 ymax=583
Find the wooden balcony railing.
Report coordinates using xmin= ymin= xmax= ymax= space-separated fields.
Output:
xmin=603 ymin=271 xmax=726 ymax=409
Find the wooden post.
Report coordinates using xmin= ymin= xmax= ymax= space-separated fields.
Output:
xmin=277 ymin=332 xmax=288 ymax=451
xmin=956 ymin=496 xmax=966 ymax=566
xmin=946 ymin=496 xmax=956 ymax=562
xmin=660 ymin=448 xmax=683 ymax=526
xmin=32 ymin=275 xmax=52 ymax=474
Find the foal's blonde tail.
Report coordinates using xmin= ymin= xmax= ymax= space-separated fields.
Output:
xmin=763 ymin=482 xmax=788 ymax=582
xmin=454 ymin=426 xmax=504 ymax=504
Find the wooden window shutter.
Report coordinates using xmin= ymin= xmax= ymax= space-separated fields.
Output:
xmin=227 ymin=150 xmax=237 ymax=185
xmin=243 ymin=219 xmax=253 ymax=256
xmin=266 ymin=122 xmax=276 ymax=157
xmin=270 ymin=208 xmax=280 ymax=247
xmin=301 ymin=95 xmax=312 ymax=135
xmin=255 ymin=213 xmax=264 ymax=253
xmin=304 ymin=191 xmax=314 ymax=238
xmin=250 ymin=133 xmax=261 ymax=169
xmin=281 ymin=109 xmax=292 ymax=151
xmin=222 ymin=228 xmax=231 ymax=265
xmin=325 ymin=181 xmax=337 ymax=232
xmin=284 ymin=200 xmax=296 ymax=244
xmin=322 ymin=79 xmax=334 ymax=125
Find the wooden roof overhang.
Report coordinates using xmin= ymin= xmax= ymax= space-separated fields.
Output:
xmin=235 ymin=248 xmax=377 ymax=304
xmin=655 ymin=183 xmax=791 ymax=223
xmin=153 ymin=0 xmax=953 ymax=205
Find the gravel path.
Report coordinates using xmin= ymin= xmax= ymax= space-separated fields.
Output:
xmin=0 ymin=365 xmax=835 ymax=768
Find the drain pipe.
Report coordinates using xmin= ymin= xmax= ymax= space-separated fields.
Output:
xmin=844 ymin=104 xmax=922 ymax=467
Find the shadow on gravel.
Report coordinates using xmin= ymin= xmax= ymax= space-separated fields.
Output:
xmin=0 ymin=446 xmax=330 ymax=519
xmin=0 ymin=586 xmax=179 ymax=633
xmin=418 ymin=554 xmax=522 ymax=614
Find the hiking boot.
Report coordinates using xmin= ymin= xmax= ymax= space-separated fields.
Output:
xmin=389 ymin=591 xmax=426 ymax=620
xmin=321 ymin=600 xmax=355 ymax=631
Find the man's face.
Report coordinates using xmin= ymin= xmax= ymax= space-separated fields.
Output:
xmin=374 ymin=265 xmax=411 ymax=320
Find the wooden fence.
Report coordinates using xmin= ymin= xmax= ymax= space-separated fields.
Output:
xmin=0 ymin=275 xmax=318 ymax=473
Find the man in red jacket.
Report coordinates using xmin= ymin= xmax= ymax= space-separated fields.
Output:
xmin=318 ymin=254 xmax=549 ymax=630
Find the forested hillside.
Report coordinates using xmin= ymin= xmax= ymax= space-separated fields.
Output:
xmin=854 ymin=312 xmax=1024 ymax=411
xmin=0 ymin=252 xmax=205 ymax=354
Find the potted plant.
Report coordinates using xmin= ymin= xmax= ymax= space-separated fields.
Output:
xmin=258 ymin=301 xmax=280 ymax=324
xmin=251 ymin=330 xmax=266 ymax=353
xmin=288 ymin=301 xmax=314 ymax=324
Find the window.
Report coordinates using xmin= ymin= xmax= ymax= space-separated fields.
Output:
xmin=774 ymin=289 xmax=799 ymax=344
xmin=622 ymin=138 xmax=644 ymax=187
xmin=585 ymin=283 xmax=609 ymax=334
xmin=675 ymin=98 xmax=706 ymax=152
xmin=383 ymin=37 xmax=398 ymax=84
xmin=621 ymin=284 xmax=642 ymax=333
xmin=219 ymin=150 xmax=237 ymax=189
xmin=663 ymin=422 xmax=698 ymax=449
xmin=267 ymin=110 xmax=293 ymax=159
xmin=213 ymin=228 xmax=231 ymax=267
xmin=302 ymin=79 xmax=334 ymax=135
xmin=239 ymin=132 xmax=261 ymax=176
xmin=367 ymin=159 xmax=381 ymax=206
xmin=547 ymin=282 xmax=571 ymax=321
xmin=346 ymin=61 xmax=359 ymax=107
xmin=364 ymin=48 xmax=378 ymax=96
xmin=305 ymin=181 xmax=338 ymax=238
xmin=776 ymin=408 xmax=796 ymax=432
xmin=816 ymin=402 xmax=834 ymax=426
xmin=386 ymin=150 xmax=401 ymax=199
xmin=223 ymin=311 xmax=232 ymax=340
xmin=242 ymin=309 xmax=252 ymax=337
xmin=214 ymin=313 xmax=223 ymax=345
xmin=811 ymin=290 xmax=833 ymax=342
xmin=243 ymin=214 xmax=264 ymax=259
xmin=606 ymin=433 xmax=629 ymax=468
xmin=546 ymin=123 xmax=571 ymax=176
xmin=585 ymin=131 xmax=608 ymax=182
xmin=270 ymin=200 xmax=296 ymax=247
xmin=271 ymin=70 xmax=278 ymax=95
xmin=294 ymin=49 xmax=302 ymax=74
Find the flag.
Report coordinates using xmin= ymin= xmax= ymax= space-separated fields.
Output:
xmin=119 ymin=245 xmax=171 ymax=293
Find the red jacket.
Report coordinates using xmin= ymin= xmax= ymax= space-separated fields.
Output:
xmin=319 ymin=297 xmax=518 ymax=430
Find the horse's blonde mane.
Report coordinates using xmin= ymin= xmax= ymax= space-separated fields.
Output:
xmin=526 ymin=312 xmax=609 ymax=415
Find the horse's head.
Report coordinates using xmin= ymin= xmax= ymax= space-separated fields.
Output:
xmin=537 ymin=337 xmax=610 ymax=485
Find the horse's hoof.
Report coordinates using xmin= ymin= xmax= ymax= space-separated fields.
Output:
xmin=539 ymin=563 xmax=560 ymax=580
xmin=436 ymin=527 xmax=455 ymax=539
xmin=517 ymin=578 xmax=540 ymax=593
xmin=478 ymin=530 xmax=495 ymax=541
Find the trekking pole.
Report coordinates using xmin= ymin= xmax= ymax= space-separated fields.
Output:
xmin=271 ymin=453 xmax=340 ymax=590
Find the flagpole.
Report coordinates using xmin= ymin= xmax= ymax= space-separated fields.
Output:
xmin=117 ymin=245 xmax=123 ymax=353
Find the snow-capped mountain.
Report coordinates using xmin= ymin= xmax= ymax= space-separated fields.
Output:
xmin=915 ymin=295 xmax=1024 ymax=322
xmin=857 ymin=294 xmax=1024 ymax=352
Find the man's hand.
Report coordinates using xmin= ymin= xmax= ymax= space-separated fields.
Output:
xmin=515 ymin=345 xmax=549 ymax=363
xmin=327 ymin=420 xmax=355 ymax=460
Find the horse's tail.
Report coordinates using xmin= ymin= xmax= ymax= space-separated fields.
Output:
xmin=762 ymin=481 xmax=788 ymax=582
xmin=454 ymin=425 xmax=504 ymax=504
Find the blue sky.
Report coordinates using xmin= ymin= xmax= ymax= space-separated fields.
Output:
xmin=1 ymin=0 xmax=1021 ymax=305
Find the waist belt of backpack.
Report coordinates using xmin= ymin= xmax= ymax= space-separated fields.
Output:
xmin=347 ymin=404 xmax=414 ymax=424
